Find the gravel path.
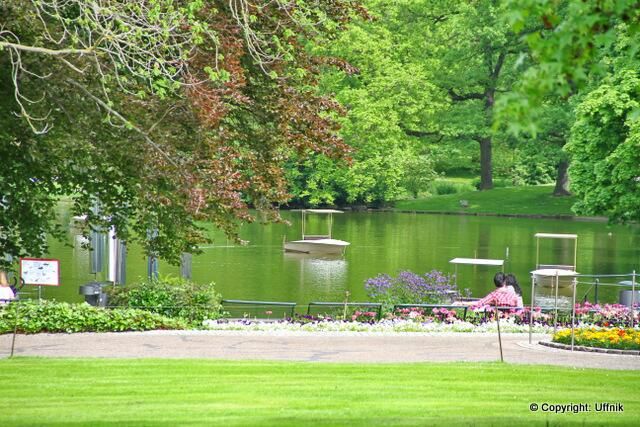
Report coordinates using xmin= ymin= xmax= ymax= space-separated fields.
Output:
xmin=1 ymin=330 xmax=639 ymax=370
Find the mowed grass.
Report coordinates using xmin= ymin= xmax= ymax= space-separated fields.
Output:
xmin=396 ymin=185 xmax=579 ymax=217
xmin=0 ymin=358 xmax=638 ymax=426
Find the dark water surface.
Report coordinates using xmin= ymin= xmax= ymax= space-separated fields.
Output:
xmin=38 ymin=203 xmax=640 ymax=306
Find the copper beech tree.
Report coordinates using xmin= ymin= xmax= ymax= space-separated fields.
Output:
xmin=0 ymin=0 xmax=366 ymax=266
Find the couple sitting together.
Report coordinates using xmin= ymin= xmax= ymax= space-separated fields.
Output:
xmin=459 ymin=272 xmax=523 ymax=309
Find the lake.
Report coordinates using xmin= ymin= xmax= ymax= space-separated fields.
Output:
xmin=34 ymin=203 xmax=640 ymax=307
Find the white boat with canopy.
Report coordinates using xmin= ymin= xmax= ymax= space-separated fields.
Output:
xmin=284 ymin=209 xmax=350 ymax=255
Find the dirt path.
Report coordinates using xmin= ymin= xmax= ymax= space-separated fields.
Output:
xmin=1 ymin=330 xmax=639 ymax=369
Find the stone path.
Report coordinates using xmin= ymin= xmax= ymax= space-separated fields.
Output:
xmin=1 ymin=331 xmax=639 ymax=370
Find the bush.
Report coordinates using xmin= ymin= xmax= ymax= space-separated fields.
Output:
xmin=471 ymin=177 xmax=511 ymax=190
xmin=105 ymin=276 xmax=225 ymax=325
xmin=431 ymin=181 xmax=475 ymax=195
xmin=0 ymin=300 xmax=187 ymax=334
xmin=365 ymin=270 xmax=458 ymax=313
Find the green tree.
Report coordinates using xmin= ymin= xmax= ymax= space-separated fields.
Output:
xmin=394 ymin=0 xmax=529 ymax=190
xmin=287 ymin=1 xmax=440 ymax=206
xmin=504 ymin=0 xmax=640 ymax=217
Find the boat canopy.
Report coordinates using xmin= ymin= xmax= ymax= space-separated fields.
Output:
xmin=534 ymin=233 xmax=578 ymax=239
xmin=530 ymin=268 xmax=579 ymax=277
xmin=304 ymin=209 xmax=344 ymax=214
xmin=449 ymin=258 xmax=504 ymax=266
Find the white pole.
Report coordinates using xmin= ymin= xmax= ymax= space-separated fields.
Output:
xmin=553 ymin=272 xmax=559 ymax=334
xmin=632 ymin=270 xmax=636 ymax=328
xmin=529 ymin=274 xmax=535 ymax=344
xmin=571 ymin=277 xmax=577 ymax=351
xmin=107 ymin=226 xmax=116 ymax=283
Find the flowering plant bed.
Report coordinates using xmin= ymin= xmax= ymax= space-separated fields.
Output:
xmin=203 ymin=318 xmax=555 ymax=334
xmin=553 ymin=327 xmax=640 ymax=351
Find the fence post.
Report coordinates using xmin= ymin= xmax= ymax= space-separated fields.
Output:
xmin=594 ymin=278 xmax=599 ymax=304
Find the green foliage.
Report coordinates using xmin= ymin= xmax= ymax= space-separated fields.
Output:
xmin=0 ymin=1 xmax=364 ymax=268
xmin=0 ymin=300 xmax=186 ymax=334
xmin=105 ymin=276 xmax=225 ymax=324
xmin=567 ymin=63 xmax=640 ymax=221
xmin=502 ymin=0 xmax=640 ymax=131
xmin=471 ymin=178 xmax=511 ymax=190
xmin=431 ymin=180 xmax=475 ymax=196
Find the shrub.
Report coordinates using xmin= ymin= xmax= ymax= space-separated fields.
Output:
xmin=104 ymin=275 xmax=225 ymax=325
xmin=471 ymin=177 xmax=511 ymax=190
xmin=431 ymin=181 xmax=458 ymax=195
xmin=430 ymin=181 xmax=475 ymax=195
xmin=365 ymin=270 xmax=458 ymax=313
xmin=0 ymin=300 xmax=186 ymax=334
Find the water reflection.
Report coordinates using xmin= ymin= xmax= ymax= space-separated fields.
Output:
xmin=37 ymin=208 xmax=640 ymax=305
xmin=283 ymin=253 xmax=348 ymax=298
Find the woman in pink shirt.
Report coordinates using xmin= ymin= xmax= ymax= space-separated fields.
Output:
xmin=469 ymin=272 xmax=519 ymax=309
xmin=0 ymin=271 xmax=15 ymax=304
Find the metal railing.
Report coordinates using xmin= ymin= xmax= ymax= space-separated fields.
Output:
xmin=307 ymin=302 xmax=382 ymax=320
xmin=221 ymin=299 xmax=297 ymax=318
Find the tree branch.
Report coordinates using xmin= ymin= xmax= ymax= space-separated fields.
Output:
xmin=402 ymin=127 xmax=444 ymax=142
xmin=0 ymin=41 xmax=93 ymax=56
xmin=65 ymin=78 xmax=180 ymax=170
xmin=448 ymin=89 xmax=485 ymax=102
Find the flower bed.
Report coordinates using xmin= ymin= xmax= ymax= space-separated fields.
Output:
xmin=553 ymin=327 xmax=640 ymax=351
xmin=203 ymin=318 xmax=555 ymax=334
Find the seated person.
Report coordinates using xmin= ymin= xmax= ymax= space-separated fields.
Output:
xmin=469 ymin=272 xmax=518 ymax=309
xmin=0 ymin=271 xmax=15 ymax=304
xmin=505 ymin=273 xmax=524 ymax=307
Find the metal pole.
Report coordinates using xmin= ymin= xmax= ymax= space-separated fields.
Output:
xmin=553 ymin=272 xmax=559 ymax=334
xmin=10 ymin=300 xmax=20 ymax=358
xmin=571 ymin=277 xmax=577 ymax=351
xmin=495 ymin=305 xmax=503 ymax=362
xmin=529 ymin=274 xmax=535 ymax=344
xmin=632 ymin=270 xmax=636 ymax=329
xmin=180 ymin=253 xmax=192 ymax=280
xmin=594 ymin=278 xmax=599 ymax=304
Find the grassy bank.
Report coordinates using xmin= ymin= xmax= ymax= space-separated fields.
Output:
xmin=396 ymin=185 xmax=579 ymax=217
xmin=0 ymin=358 xmax=638 ymax=426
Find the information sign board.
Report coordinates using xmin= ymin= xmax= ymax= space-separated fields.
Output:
xmin=19 ymin=258 xmax=60 ymax=286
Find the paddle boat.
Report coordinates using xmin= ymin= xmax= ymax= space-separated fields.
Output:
xmin=284 ymin=209 xmax=350 ymax=255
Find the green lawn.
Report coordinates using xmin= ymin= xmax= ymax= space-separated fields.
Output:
xmin=396 ymin=185 xmax=579 ymax=217
xmin=0 ymin=358 xmax=638 ymax=426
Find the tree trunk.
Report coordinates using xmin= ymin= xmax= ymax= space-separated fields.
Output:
xmin=553 ymin=159 xmax=571 ymax=196
xmin=478 ymin=137 xmax=493 ymax=190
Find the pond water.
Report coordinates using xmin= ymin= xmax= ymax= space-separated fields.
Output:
xmin=34 ymin=202 xmax=640 ymax=307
